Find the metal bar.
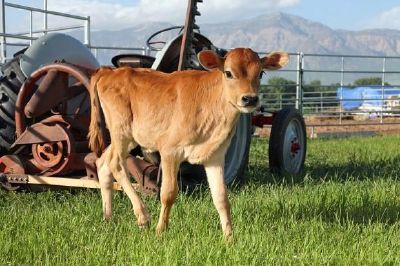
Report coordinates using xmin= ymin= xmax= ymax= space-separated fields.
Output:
xmin=84 ymin=16 xmax=90 ymax=46
xmin=89 ymin=45 xmax=146 ymax=51
xmin=295 ymin=53 xmax=302 ymax=110
xmin=0 ymin=33 xmax=35 ymax=40
xmin=381 ymin=57 xmax=386 ymax=123
xmin=5 ymin=174 xmax=126 ymax=191
xmin=302 ymin=69 xmax=400 ymax=74
xmin=269 ymin=69 xmax=298 ymax=72
xmin=339 ymin=57 xmax=344 ymax=124
xmin=320 ymin=92 xmax=323 ymax=112
xmin=2 ymin=42 xmax=29 ymax=47
xmin=43 ymin=0 xmax=47 ymax=34
xmin=257 ymin=51 xmax=400 ymax=59
xmin=5 ymin=2 xmax=88 ymax=20
xmin=29 ymin=10 xmax=32 ymax=45
xmin=305 ymin=122 xmax=400 ymax=127
xmin=302 ymin=53 xmax=400 ymax=59
xmin=0 ymin=0 xmax=6 ymax=63
xmin=14 ymin=25 xmax=84 ymax=36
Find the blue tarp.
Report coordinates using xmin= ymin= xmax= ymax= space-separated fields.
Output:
xmin=336 ymin=87 xmax=400 ymax=111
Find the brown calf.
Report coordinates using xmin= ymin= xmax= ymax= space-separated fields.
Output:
xmin=88 ymin=48 xmax=289 ymax=237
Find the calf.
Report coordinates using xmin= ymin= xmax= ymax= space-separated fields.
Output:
xmin=88 ymin=48 xmax=289 ymax=237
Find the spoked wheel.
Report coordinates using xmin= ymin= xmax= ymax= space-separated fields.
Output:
xmin=269 ymin=108 xmax=306 ymax=175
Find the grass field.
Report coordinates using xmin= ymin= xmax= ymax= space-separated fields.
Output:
xmin=1 ymin=136 xmax=400 ymax=265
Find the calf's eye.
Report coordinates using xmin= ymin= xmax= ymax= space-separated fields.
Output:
xmin=224 ymin=71 xmax=233 ymax=79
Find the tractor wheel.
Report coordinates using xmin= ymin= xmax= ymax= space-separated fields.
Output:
xmin=269 ymin=107 xmax=306 ymax=175
xmin=0 ymin=56 xmax=25 ymax=156
xmin=223 ymin=113 xmax=252 ymax=184
xmin=179 ymin=113 xmax=252 ymax=189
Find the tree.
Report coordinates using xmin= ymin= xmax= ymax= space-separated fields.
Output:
xmin=353 ymin=77 xmax=389 ymax=86
xmin=260 ymin=77 xmax=297 ymax=110
xmin=303 ymin=80 xmax=321 ymax=93
xmin=265 ymin=77 xmax=297 ymax=94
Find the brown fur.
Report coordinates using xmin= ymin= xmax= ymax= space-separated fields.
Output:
xmin=87 ymin=48 xmax=289 ymax=238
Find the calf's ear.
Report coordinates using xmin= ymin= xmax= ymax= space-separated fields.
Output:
xmin=198 ymin=50 xmax=224 ymax=71
xmin=261 ymin=51 xmax=289 ymax=70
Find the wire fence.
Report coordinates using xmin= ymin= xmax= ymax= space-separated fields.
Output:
xmin=0 ymin=0 xmax=144 ymax=63
xmin=260 ymin=52 xmax=400 ymax=125
xmin=2 ymin=1 xmax=400 ymax=128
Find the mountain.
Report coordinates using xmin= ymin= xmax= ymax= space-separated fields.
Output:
xmin=83 ymin=12 xmax=400 ymax=61
xmin=67 ymin=12 xmax=400 ymax=84
xmin=202 ymin=13 xmax=400 ymax=56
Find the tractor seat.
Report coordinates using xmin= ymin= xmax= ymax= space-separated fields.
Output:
xmin=111 ymin=54 xmax=155 ymax=68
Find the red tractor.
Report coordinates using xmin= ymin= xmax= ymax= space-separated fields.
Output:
xmin=0 ymin=0 xmax=306 ymax=194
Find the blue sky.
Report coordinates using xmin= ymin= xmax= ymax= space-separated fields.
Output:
xmin=5 ymin=0 xmax=400 ymax=31
xmin=287 ymin=0 xmax=400 ymax=30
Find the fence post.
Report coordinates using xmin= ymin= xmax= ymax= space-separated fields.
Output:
xmin=0 ymin=0 xmax=6 ymax=63
xmin=339 ymin=56 xmax=344 ymax=124
xmin=296 ymin=53 xmax=303 ymax=112
xmin=381 ymin=57 xmax=386 ymax=123
xmin=320 ymin=91 xmax=323 ymax=112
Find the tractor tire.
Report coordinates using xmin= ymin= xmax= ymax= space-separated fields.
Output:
xmin=269 ymin=107 xmax=306 ymax=175
xmin=179 ymin=113 xmax=252 ymax=189
xmin=0 ymin=56 xmax=26 ymax=155
xmin=223 ymin=113 xmax=252 ymax=184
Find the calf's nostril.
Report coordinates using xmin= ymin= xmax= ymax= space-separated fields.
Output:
xmin=242 ymin=96 xmax=250 ymax=105
xmin=241 ymin=95 xmax=259 ymax=106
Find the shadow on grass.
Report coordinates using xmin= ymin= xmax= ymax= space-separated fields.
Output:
xmin=267 ymin=197 xmax=400 ymax=226
xmin=307 ymin=153 xmax=400 ymax=180
xmin=246 ymin=154 xmax=400 ymax=185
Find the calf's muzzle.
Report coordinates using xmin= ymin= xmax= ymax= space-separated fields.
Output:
xmin=241 ymin=95 xmax=259 ymax=107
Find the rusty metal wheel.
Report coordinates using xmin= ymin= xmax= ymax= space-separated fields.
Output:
xmin=27 ymin=123 xmax=74 ymax=176
xmin=32 ymin=141 xmax=65 ymax=169
xmin=269 ymin=107 xmax=306 ymax=175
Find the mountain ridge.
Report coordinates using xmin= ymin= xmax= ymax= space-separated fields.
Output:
xmin=77 ymin=12 xmax=400 ymax=65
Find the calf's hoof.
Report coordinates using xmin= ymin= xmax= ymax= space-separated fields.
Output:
xmin=103 ymin=214 xmax=112 ymax=221
xmin=137 ymin=213 xmax=151 ymax=229
xmin=156 ymin=223 xmax=168 ymax=235
xmin=223 ymin=226 xmax=233 ymax=242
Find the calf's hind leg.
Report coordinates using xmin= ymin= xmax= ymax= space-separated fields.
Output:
xmin=106 ymin=137 xmax=150 ymax=228
xmin=96 ymin=148 xmax=114 ymax=220
xmin=156 ymin=154 xmax=179 ymax=234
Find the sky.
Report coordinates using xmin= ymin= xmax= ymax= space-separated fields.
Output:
xmin=4 ymin=0 xmax=400 ymax=32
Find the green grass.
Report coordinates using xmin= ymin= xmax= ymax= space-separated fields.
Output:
xmin=1 ymin=136 xmax=400 ymax=265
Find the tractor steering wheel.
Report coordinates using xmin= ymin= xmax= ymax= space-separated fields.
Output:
xmin=146 ymin=26 xmax=184 ymax=51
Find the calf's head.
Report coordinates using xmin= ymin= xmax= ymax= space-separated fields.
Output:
xmin=198 ymin=48 xmax=289 ymax=113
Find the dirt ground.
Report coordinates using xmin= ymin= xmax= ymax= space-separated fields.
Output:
xmin=255 ymin=116 xmax=400 ymax=138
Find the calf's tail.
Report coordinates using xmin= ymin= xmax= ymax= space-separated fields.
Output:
xmin=88 ymin=69 xmax=108 ymax=157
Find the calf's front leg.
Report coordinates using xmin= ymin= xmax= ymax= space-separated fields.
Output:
xmin=204 ymin=160 xmax=233 ymax=238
